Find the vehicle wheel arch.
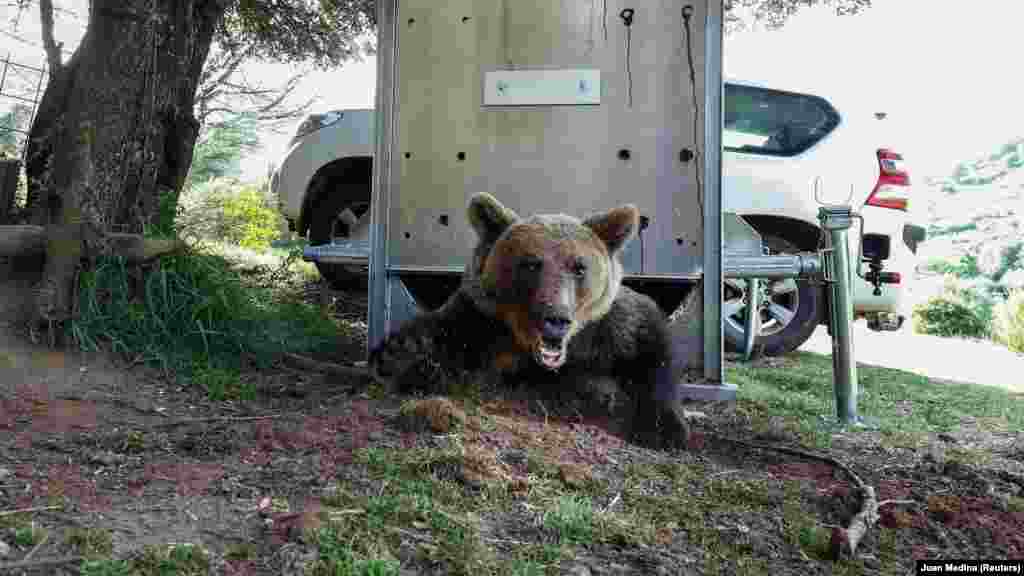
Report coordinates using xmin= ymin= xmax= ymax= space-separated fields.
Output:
xmin=297 ymin=155 xmax=373 ymax=238
xmin=737 ymin=214 xmax=822 ymax=252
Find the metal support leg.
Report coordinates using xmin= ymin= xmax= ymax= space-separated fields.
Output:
xmin=743 ymin=278 xmax=759 ymax=361
xmin=820 ymin=206 xmax=858 ymax=424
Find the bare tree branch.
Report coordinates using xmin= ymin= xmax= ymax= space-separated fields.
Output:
xmin=37 ymin=0 xmax=62 ymax=72
xmin=195 ymin=40 xmax=315 ymax=136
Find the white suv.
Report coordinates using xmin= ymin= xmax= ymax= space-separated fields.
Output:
xmin=272 ymin=82 xmax=926 ymax=356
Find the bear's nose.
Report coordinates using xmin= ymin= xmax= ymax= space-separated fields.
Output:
xmin=541 ymin=316 xmax=571 ymax=345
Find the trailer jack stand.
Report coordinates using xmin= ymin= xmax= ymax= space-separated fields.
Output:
xmin=818 ymin=205 xmax=859 ymax=425
xmin=721 ymin=203 xmax=865 ymax=426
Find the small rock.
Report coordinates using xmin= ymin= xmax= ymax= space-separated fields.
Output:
xmin=0 ymin=540 xmax=9 ymax=558
xmin=0 ymin=467 xmax=10 ymax=481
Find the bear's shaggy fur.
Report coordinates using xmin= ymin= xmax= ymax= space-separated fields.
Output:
xmin=368 ymin=193 xmax=688 ymax=449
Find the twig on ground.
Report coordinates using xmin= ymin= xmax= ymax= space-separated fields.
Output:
xmin=387 ymin=526 xmax=433 ymax=543
xmin=878 ymin=499 xmax=915 ymax=507
xmin=705 ymin=434 xmax=881 ymax=561
xmin=602 ymin=492 xmax=622 ymax=514
xmin=200 ymin=529 xmax=248 ymax=542
xmin=536 ymin=400 xmax=549 ymax=428
xmin=151 ymin=414 xmax=286 ymax=429
xmin=0 ymin=505 xmax=61 ymax=517
xmin=0 ymin=555 xmax=83 ymax=572
xmin=485 ymin=537 xmax=528 ymax=546
xmin=22 ymin=531 xmax=50 ymax=562
xmin=281 ymin=353 xmax=368 ymax=378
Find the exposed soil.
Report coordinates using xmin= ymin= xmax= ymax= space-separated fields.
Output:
xmin=1 ymin=256 xmax=1023 ymax=575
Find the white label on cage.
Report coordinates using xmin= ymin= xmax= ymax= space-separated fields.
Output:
xmin=483 ymin=69 xmax=601 ymax=106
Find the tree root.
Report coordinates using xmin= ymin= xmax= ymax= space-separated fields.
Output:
xmin=706 ymin=434 xmax=887 ymax=561
xmin=0 ymin=225 xmax=186 ymax=263
xmin=281 ymin=352 xmax=369 ymax=378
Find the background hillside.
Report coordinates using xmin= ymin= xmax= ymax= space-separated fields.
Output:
xmin=912 ymin=137 xmax=1024 ymax=346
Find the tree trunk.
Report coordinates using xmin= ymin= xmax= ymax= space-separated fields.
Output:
xmin=23 ymin=0 xmax=224 ymax=330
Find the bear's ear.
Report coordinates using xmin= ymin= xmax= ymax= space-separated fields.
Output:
xmin=584 ymin=204 xmax=640 ymax=255
xmin=467 ymin=192 xmax=519 ymax=243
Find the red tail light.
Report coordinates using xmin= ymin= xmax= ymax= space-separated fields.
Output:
xmin=866 ymin=149 xmax=910 ymax=211
xmin=880 ymin=271 xmax=901 ymax=285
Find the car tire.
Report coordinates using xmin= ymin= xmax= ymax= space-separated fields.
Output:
xmin=308 ymin=182 xmax=371 ymax=290
xmin=722 ymin=234 xmax=821 ymax=356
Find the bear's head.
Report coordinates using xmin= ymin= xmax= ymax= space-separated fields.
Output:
xmin=462 ymin=192 xmax=639 ymax=370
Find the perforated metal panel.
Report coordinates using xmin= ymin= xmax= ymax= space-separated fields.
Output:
xmin=385 ymin=0 xmax=708 ymax=277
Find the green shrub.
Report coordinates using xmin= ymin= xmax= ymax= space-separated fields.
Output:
xmin=956 ymin=254 xmax=983 ymax=279
xmin=912 ymin=293 xmax=989 ymax=339
xmin=994 ymin=242 xmax=1024 ymax=282
xmin=176 ymin=178 xmax=283 ymax=251
xmin=220 ymin=187 xmax=283 ymax=250
xmin=993 ymin=289 xmax=1024 ymax=353
xmin=954 ymin=278 xmax=1000 ymax=328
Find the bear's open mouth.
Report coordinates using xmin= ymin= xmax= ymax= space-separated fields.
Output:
xmin=535 ymin=343 xmax=566 ymax=370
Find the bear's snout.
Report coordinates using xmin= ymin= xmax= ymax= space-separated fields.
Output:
xmin=541 ymin=315 xmax=571 ymax=347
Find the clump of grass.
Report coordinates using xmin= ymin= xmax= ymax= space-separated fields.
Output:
xmin=225 ymin=542 xmax=257 ymax=562
xmin=310 ymin=524 xmax=400 ymax=576
xmin=66 ymin=527 xmax=114 ymax=557
xmin=79 ymin=558 xmax=133 ymax=576
xmin=12 ymin=522 xmax=45 ymax=546
xmin=319 ymin=446 xmax=497 ymax=575
xmin=70 ymin=250 xmax=344 ymax=398
xmin=543 ymin=494 xmax=596 ymax=544
xmin=132 ymin=544 xmax=210 ymax=576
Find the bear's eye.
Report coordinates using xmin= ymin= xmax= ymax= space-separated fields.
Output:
xmin=519 ymin=257 xmax=542 ymax=273
xmin=571 ymin=260 xmax=587 ymax=278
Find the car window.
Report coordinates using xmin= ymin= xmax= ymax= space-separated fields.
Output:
xmin=724 ymin=83 xmax=840 ymax=157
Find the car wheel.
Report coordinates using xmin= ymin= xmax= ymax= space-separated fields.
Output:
xmin=722 ymin=234 xmax=821 ymax=356
xmin=308 ymin=182 xmax=371 ymax=290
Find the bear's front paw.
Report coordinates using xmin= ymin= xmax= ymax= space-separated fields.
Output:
xmin=630 ymin=405 xmax=691 ymax=451
xmin=369 ymin=333 xmax=449 ymax=395
xmin=368 ymin=339 xmax=412 ymax=392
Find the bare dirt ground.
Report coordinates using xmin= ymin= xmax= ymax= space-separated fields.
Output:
xmin=1 ymin=256 xmax=1023 ymax=574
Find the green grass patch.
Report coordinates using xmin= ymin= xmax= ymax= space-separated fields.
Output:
xmin=133 ymin=543 xmax=210 ymax=575
xmin=0 ymin=512 xmax=32 ymax=534
xmin=12 ymin=523 xmax=45 ymax=547
xmin=309 ymin=524 xmax=400 ymax=576
xmin=79 ymin=544 xmax=210 ymax=576
xmin=69 ymin=248 xmax=345 ymax=399
xmin=79 ymin=558 xmax=133 ymax=576
xmin=780 ymin=481 xmax=831 ymax=560
xmin=66 ymin=526 xmax=114 ymax=557
xmin=542 ymin=494 xmax=596 ymax=545
xmin=727 ymin=351 xmax=1024 ymax=448
xmin=313 ymin=446 xmax=499 ymax=575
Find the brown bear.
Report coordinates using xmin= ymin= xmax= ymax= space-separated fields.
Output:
xmin=368 ymin=192 xmax=688 ymax=449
